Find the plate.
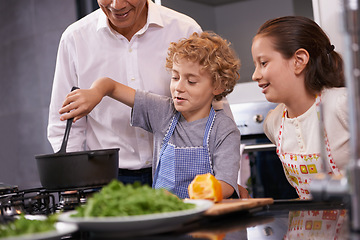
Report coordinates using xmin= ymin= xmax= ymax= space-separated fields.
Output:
xmin=58 ymin=199 xmax=213 ymax=237
xmin=0 ymin=222 xmax=78 ymax=240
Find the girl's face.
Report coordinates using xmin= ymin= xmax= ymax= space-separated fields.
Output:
xmin=251 ymin=35 xmax=297 ymax=104
xmin=170 ymin=59 xmax=221 ymax=122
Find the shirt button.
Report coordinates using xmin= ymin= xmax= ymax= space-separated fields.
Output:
xmin=145 ymin=161 xmax=151 ymax=165
xmin=140 ymin=133 xmax=145 ymax=138
xmin=129 ymin=48 xmax=132 ymax=52
xmin=131 ymin=77 xmax=135 ymax=81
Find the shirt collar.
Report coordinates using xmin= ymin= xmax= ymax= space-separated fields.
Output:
xmin=96 ymin=0 xmax=164 ymax=35
xmin=146 ymin=0 xmax=164 ymax=28
xmin=97 ymin=9 xmax=109 ymax=32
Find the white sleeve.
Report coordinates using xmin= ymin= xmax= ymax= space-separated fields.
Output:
xmin=212 ymin=97 xmax=234 ymax=120
xmin=336 ymin=90 xmax=349 ymax=131
xmin=263 ymin=104 xmax=284 ymax=145
xmin=47 ymin=35 xmax=87 ymax=152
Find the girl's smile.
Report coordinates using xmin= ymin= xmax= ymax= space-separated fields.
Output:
xmin=252 ymin=35 xmax=297 ymax=105
xmin=251 ymin=35 xmax=316 ymax=118
xmin=258 ymin=82 xmax=270 ymax=94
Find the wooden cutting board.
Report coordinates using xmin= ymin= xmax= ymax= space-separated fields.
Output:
xmin=204 ymin=198 xmax=274 ymax=216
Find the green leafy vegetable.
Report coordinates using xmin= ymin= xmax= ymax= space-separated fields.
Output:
xmin=72 ymin=180 xmax=195 ymax=217
xmin=0 ymin=214 xmax=57 ymax=238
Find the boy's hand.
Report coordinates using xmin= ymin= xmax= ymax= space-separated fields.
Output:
xmin=238 ymin=184 xmax=251 ymax=199
xmin=59 ymin=88 xmax=103 ymax=122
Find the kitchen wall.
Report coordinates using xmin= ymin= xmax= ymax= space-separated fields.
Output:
xmin=312 ymin=0 xmax=345 ymax=57
xmin=162 ymin=0 xmax=313 ymax=84
xmin=0 ymin=0 xmax=77 ymax=189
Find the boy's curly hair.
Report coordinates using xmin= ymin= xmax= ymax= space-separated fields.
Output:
xmin=165 ymin=31 xmax=241 ymax=101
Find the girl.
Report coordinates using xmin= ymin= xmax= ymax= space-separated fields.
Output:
xmin=251 ymin=16 xmax=350 ymax=199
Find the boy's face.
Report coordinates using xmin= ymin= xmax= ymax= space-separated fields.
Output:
xmin=170 ymin=58 xmax=222 ymax=122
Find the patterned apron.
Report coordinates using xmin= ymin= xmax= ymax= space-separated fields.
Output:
xmin=284 ymin=209 xmax=347 ymax=239
xmin=277 ymin=95 xmax=341 ymax=199
xmin=153 ymin=107 xmax=215 ymax=199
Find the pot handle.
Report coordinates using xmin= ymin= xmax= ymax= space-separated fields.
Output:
xmin=87 ymin=149 xmax=119 ymax=159
xmin=58 ymin=86 xmax=79 ymax=154
xmin=88 ymin=151 xmax=111 ymax=158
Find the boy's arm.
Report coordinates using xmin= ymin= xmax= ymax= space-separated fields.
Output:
xmin=94 ymin=77 xmax=136 ymax=107
xmin=59 ymin=77 xmax=135 ymax=122
xmin=219 ymin=180 xmax=235 ymax=199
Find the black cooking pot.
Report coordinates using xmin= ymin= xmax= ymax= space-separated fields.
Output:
xmin=35 ymin=148 xmax=119 ymax=190
xmin=35 ymin=87 xmax=119 ymax=190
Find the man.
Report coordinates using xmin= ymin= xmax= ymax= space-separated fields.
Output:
xmin=48 ymin=0 xmax=202 ymax=186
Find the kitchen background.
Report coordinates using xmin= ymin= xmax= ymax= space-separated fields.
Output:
xmin=0 ymin=0 xmax=342 ymax=190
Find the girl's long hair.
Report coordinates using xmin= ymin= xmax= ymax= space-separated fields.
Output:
xmin=256 ymin=16 xmax=345 ymax=94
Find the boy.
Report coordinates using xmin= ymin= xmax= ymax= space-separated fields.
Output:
xmin=59 ymin=32 xmax=242 ymax=199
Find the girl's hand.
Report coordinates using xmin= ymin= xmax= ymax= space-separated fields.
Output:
xmin=59 ymin=88 xmax=103 ymax=122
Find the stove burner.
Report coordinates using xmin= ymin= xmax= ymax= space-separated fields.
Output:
xmin=0 ymin=185 xmax=102 ymax=222
xmin=58 ymin=188 xmax=99 ymax=211
xmin=0 ymin=189 xmax=56 ymax=219
xmin=0 ymin=183 xmax=18 ymax=195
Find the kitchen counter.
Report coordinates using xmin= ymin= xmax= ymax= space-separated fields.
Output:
xmin=69 ymin=199 xmax=360 ymax=240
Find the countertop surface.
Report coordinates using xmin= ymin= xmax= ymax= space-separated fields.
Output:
xmin=68 ymin=199 xmax=360 ymax=240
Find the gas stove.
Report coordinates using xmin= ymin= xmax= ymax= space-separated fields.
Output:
xmin=0 ymin=183 xmax=100 ymax=223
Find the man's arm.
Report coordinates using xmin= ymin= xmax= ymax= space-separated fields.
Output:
xmin=48 ymin=37 xmax=87 ymax=152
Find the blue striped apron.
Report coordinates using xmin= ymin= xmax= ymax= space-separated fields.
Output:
xmin=153 ymin=107 xmax=215 ymax=198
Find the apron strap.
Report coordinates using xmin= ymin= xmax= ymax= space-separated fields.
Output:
xmin=202 ymin=107 xmax=216 ymax=147
xmin=162 ymin=107 xmax=216 ymax=150
xmin=160 ymin=111 xmax=181 ymax=154
xmin=277 ymin=110 xmax=286 ymax=155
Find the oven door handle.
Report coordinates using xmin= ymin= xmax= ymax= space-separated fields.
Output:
xmin=244 ymin=143 xmax=276 ymax=153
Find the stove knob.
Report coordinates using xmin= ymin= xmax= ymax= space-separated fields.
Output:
xmin=253 ymin=114 xmax=264 ymax=123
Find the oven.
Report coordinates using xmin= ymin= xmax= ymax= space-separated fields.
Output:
xmin=230 ymin=101 xmax=298 ymax=199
